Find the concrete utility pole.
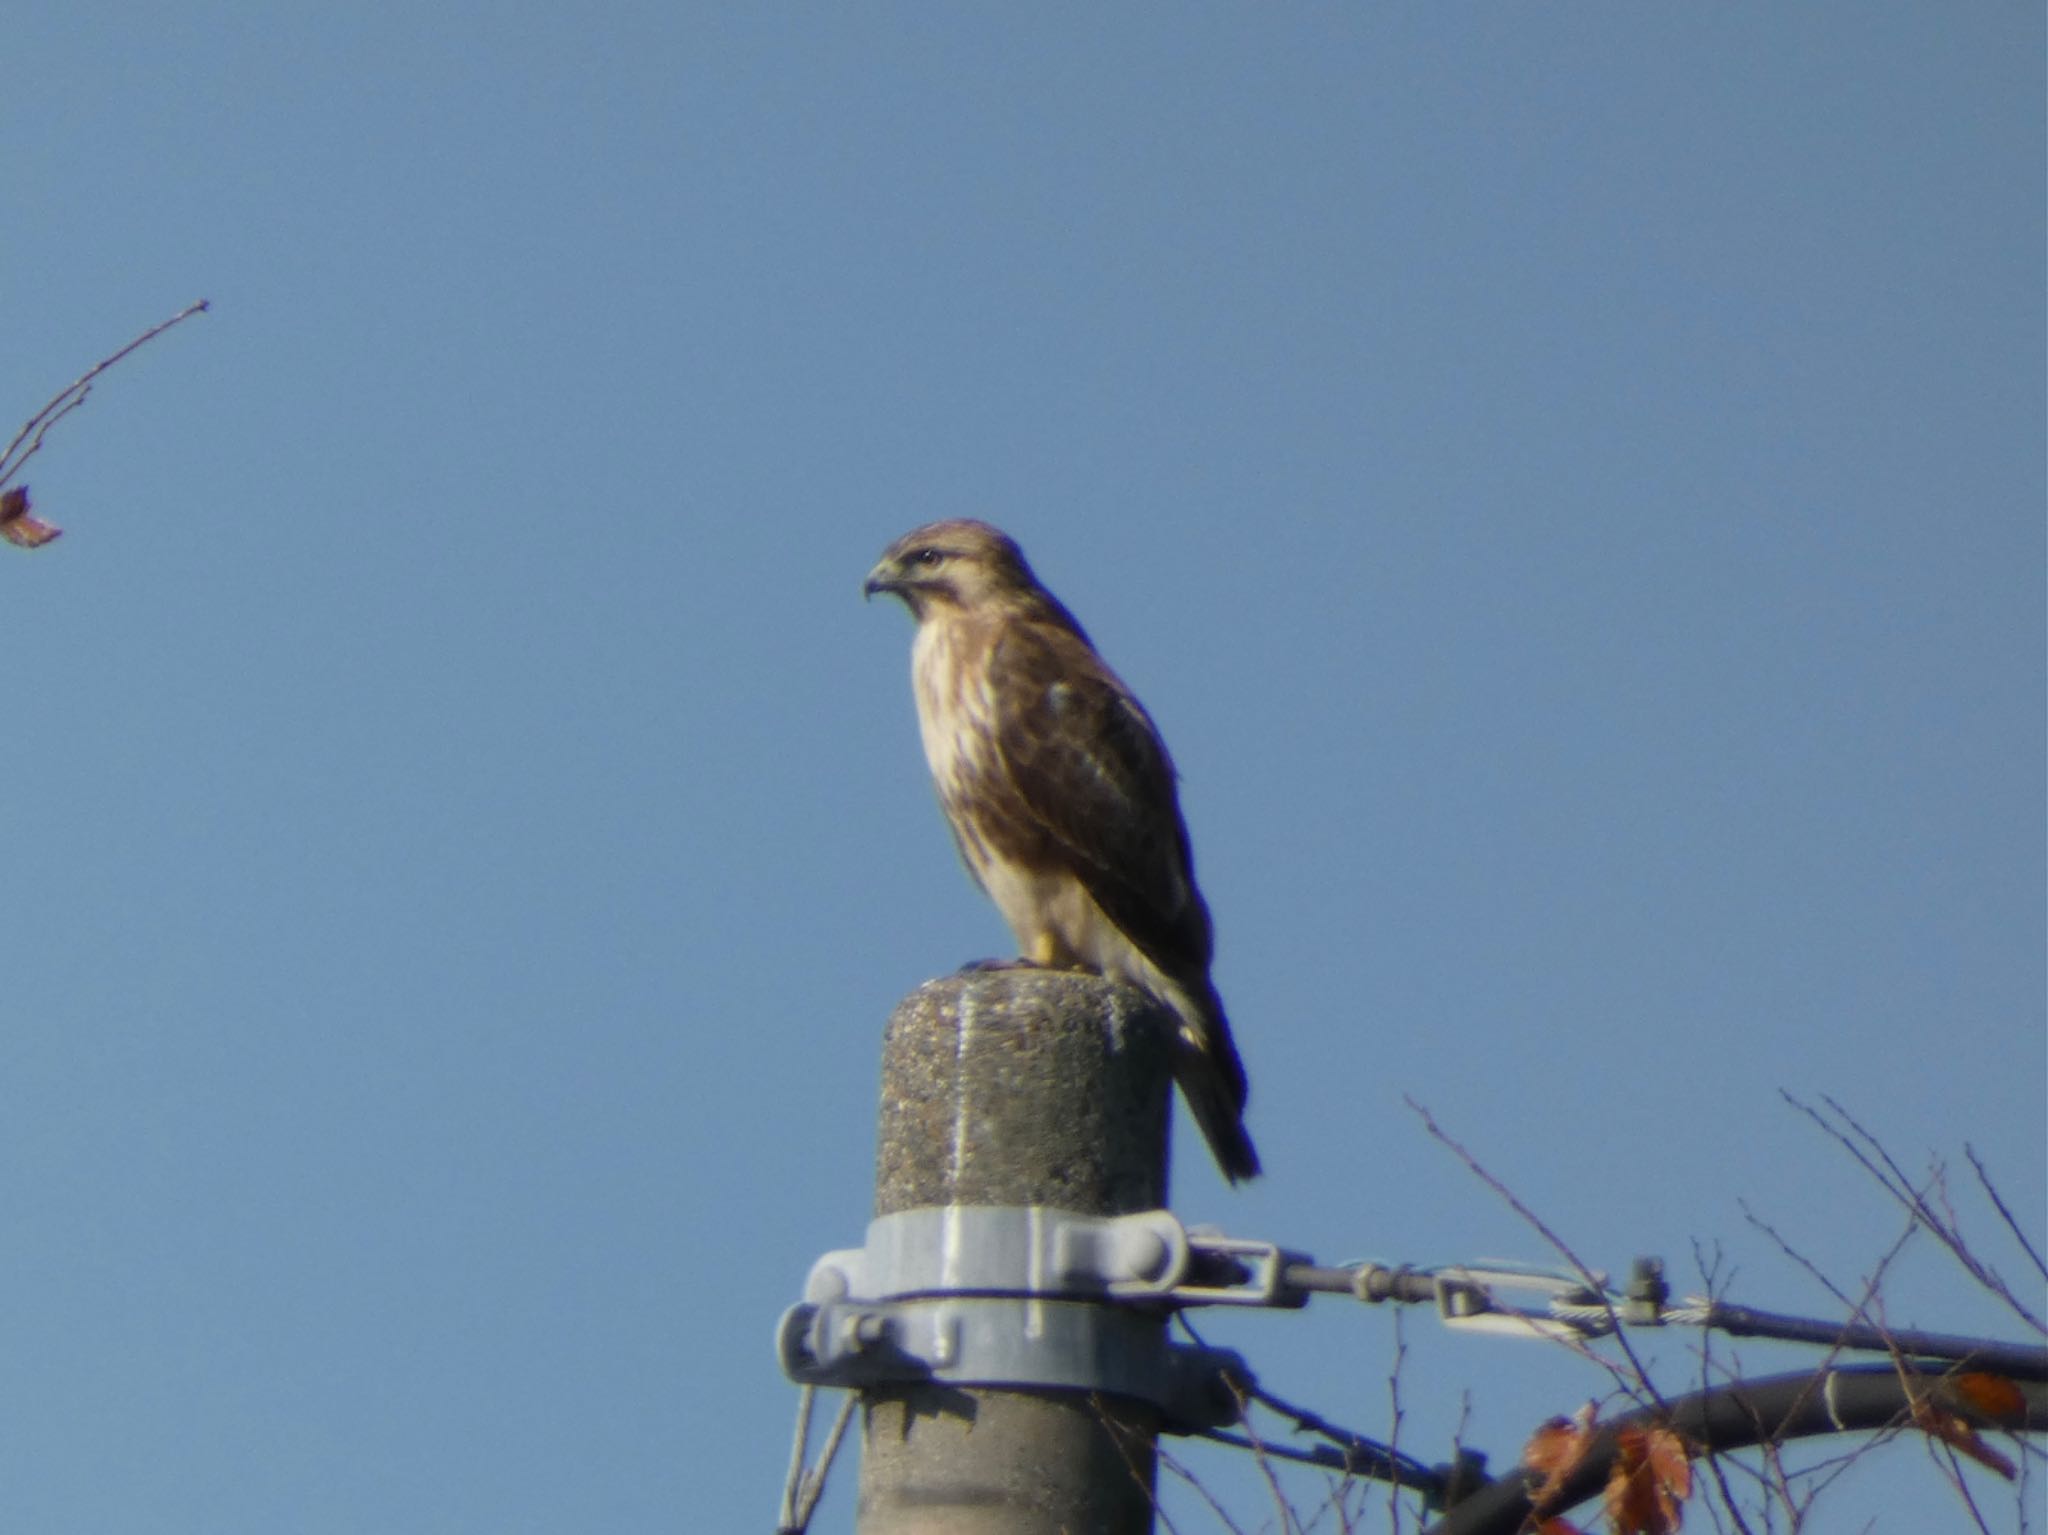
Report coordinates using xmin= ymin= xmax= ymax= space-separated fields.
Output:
xmin=856 ymin=968 xmax=1175 ymax=1535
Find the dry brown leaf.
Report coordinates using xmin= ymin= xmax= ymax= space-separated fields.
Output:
xmin=1947 ymin=1371 xmax=2026 ymax=1421
xmin=1523 ymin=1403 xmax=1600 ymax=1508
xmin=1604 ymin=1424 xmax=1692 ymax=1535
xmin=1911 ymin=1396 xmax=2018 ymax=1480
xmin=0 ymin=485 xmax=60 ymax=548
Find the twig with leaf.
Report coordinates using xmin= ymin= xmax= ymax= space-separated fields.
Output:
xmin=1 ymin=298 xmax=210 ymax=548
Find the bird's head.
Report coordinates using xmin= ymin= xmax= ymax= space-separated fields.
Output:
xmin=863 ymin=519 xmax=1038 ymax=620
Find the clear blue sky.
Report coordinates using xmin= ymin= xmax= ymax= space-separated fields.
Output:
xmin=5 ymin=6 xmax=2041 ymax=1531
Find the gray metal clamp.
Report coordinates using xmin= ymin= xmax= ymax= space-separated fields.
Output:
xmin=776 ymin=1206 xmax=1256 ymax=1430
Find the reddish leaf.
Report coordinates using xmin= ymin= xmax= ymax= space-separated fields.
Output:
xmin=1522 ymin=1403 xmax=1599 ymax=1508
xmin=1604 ymin=1425 xmax=1692 ymax=1535
xmin=1911 ymin=1397 xmax=2018 ymax=1480
xmin=1948 ymin=1371 xmax=2026 ymax=1421
xmin=0 ymin=485 xmax=61 ymax=548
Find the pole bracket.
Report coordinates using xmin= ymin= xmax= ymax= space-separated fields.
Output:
xmin=777 ymin=1205 xmax=1257 ymax=1430
xmin=778 ymin=1294 xmax=1243 ymax=1429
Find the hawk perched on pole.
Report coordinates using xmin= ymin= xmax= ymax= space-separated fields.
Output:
xmin=865 ymin=519 xmax=1261 ymax=1183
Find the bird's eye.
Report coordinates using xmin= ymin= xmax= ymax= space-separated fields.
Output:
xmin=910 ymin=547 xmax=945 ymax=567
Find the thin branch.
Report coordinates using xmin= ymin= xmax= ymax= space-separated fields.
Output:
xmin=1240 ymin=1377 xmax=1439 ymax=1492
xmin=1387 ymin=1305 xmax=1410 ymax=1534
xmin=0 ymin=299 xmax=211 ymax=489
xmin=1967 ymin=1142 xmax=2048 ymax=1288
xmin=1689 ymin=1241 xmax=1762 ymax=1535
xmin=2021 ymin=1426 xmax=2038 ymax=1535
xmin=1228 ymin=1376 xmax=1304 ymax=1535
xmin=1923 ymin=1428 xmax=2000 ymax=1535
xmin=1094 ymin=1394 xmax=1193 ymax=1535
xmin=1149 ymin=1446 xmax=1219 ymax=1535
xmin=1738 ymin=1199 xmax=1895 ymax=1319
xmin=1788 ymin=1093 xmax=2045 ymax=1334
xmin=1741 ymin=1194 xmax=1924 ymax=1460
xmin=1405 ymin=1096 xmax=1671 ymax=1413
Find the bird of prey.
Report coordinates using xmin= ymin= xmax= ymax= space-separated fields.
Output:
xmin=865 ymin=519 xmax=1260 ymax=1183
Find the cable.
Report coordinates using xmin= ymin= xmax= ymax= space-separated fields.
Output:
xmin=1237 ymin=1378 xmax=1448 ymax=1498
xmin=1702 ymin=1301 xmax=2048 ymax=1380
xmin=1421 ymin=1362 xmax=2048 ymax=1535
xmin=775 ymin=1384 xmax=856 ymax=1535
xmin=1318 ymin=1253 xmax=2048 ymax=1381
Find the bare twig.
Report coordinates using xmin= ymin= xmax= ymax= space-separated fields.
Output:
xmin=1448 ymin=1389 xmax=1472 ymax=1494
xmin=1737 ymin=1199 xmax=1905 ymax=1321
xmin=1923 ymin=1427 xmax=2001 ymax=1535
xmin=1094 ymin=1394 xmax=1192 ymax=1535
xmin=1967 ymin=1142 xmax=2048 ymax=1288
xmin=1689 ymin=1242 xmax=1762 ymax=1535
xmin=1787 ymin=1093 xmax=2046 ymax=1335
xmin=1238 ymin=1376 xmax=1436 ymax=1492
xmin=1406 ymin=1096 xmax=1670 ymax=1413
xmin=2021 ymin=1430 xmax=2038 ymax=1535
xmin=1741 ymin=1194 xmax=1923 ymax=1475
xmin=0 ymin=299 xmax=210 ymax=491
xmin=1386 ymin=1306 xmax=1409 ymax=1535
xmin=1148 ymin=1445 xmax=1216 ymax=1535
xmin=1228 ymin=1376 xmax=1304 ymax=1535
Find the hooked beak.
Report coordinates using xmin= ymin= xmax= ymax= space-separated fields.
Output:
xmin=863 ymin=560 xmax=902 ymax=601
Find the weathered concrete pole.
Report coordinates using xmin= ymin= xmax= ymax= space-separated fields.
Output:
xmin=855 ymin=968 xmax=1176 ymax=1535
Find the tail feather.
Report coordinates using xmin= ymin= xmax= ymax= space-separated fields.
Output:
xmin=1172 ymin=984 xmax=1260 ymax=1183
xmin=1177 ymin=1046 xmax=1262 ymax=1182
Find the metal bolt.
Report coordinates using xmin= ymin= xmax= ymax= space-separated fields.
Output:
xmin=1126 ymin=1229 xmax=1170 ymax=1281
xmin=1628 ymin=1255 xmax=1668 ymax=1302
xmin=838 ymin=1310 xmax=892 ymax=1351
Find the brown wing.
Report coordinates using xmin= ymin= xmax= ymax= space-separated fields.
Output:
xmin=984 ymin=620 xmax=1215 ymax=982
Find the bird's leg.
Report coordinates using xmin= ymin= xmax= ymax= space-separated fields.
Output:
xmin=957 ymin=930 xmax=1070 ymax=975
